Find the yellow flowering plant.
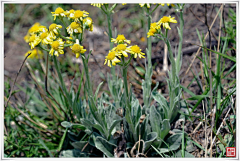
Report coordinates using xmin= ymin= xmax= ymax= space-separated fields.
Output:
xmin=20 ymin=3 xmax=190 ymax=158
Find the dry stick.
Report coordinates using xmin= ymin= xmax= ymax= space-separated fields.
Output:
xmin=202 ymin=100 xmax=208 ymax=158
xmin=81 ymin=142 xmax=89 ymax=152
xmin=4 ymin=53 xmax=31 ymax=110
xmin=189 ymin=8 xmax=218 ymax=42
xmin=207 ymin=107 xmax=231 ymax=154
xmin=185 ymin=4 xmax=223 ymax=74
xmin=163 ymin=43 xmax=168 ymax=71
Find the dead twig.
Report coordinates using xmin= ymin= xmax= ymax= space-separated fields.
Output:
xmin=185 ymin=4 xmax=223 ymax=74
xmin=4 ymin=52 xmax=31 ymax=111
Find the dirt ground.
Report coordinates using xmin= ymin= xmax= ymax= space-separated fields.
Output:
xmin=4 ymin=3 xmax=236 ymax=157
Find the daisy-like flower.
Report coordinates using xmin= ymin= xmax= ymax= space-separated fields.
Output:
xmin=104 ymin=51 xmax=121 ymax=67
xmin=25 ymin=48 xmax=44 ymax=59
xmin=91 ymin=3 xmax=105 ymax=8
xmin=147 ymin=28 xmax=157 ymax=37
xmin=51 ymin=7 xmax=65 ymax=21
xmin=49 ymin=38 xmax=65 ymax=57
xmin=122 ymin=3 xmax=127 ymax=5
xmin=158 ymin=3 xmax=174 ymax=7
xmin=64 ymin=9 xmax=75 ymax=19
xmin=139 ymin=3 xmax=151 ymax=8
xmin=83 ymin=17 xmax=93 ymax=32
xmin=66 ymin=22 xmax=82 ymax=35
xmin=128 ymin=45 xmax=145 ymax=59
xmin=111 ymin=35 xmax=131 ymax=44
xmin=73 ymin=10 xmax=89 ymax=22
xmin=147 ymin=22 xmax=158 ymax=37
xmin=40 ymin=31 xmax=55 ymax=45
xmin=27 ymin=22 xmax=41 ymax=34
xmin=28 ymin=34 xmax=41 ymax=49
xmin=157 ymin=15 xmax=177 ymax=30
xmin=70 ymin=39 xmax=86 ymax=58
xmin=49 ymin=23 xmax=62 ymax=36
xmin=113 ymin=44 xmax=130 ymax=57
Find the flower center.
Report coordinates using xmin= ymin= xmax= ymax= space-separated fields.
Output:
xmin=70 ymin=22 xmax=79 ymax=29
xmin=29 ymin=35 xmax=36 ymax=42
xmin=74 ymin=10 xmax=83 ymax=18
xmin=40 ymin=32 xmax=47 ymax=39
xmin=106 ymin=51 xmax=116 ymax=60
xmin=161 ymin=16 xmax=170 ymax=23
xmin=72 ymin=44 xmax=81 ymax=52
xmin=131 ymin=45 xmax=141 ymax=53
xmin=116 ymin=35 xmax=126 ymax=41
xmin=49 ymin=24 xmax=57 ymax=31
xmin=55 ymin=7 xmax=64 ymax=14
xmin=116 ymin=44 xmax=126 ymax=51
xmin=52 ymin=41 xmax=59 ymax=50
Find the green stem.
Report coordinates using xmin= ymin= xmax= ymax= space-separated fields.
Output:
xmin=147 ymin=8 xmax=152 ymax=61
xmin=38 ymin=44 xmax=50 ymax=52
xmin=176 ymin=4 xmax=184 ymax=74
xmin=106 ymin=12 xmax=116 ymax=82
xmin=58 ymin=34 xmax=75 ymax=41
xmin=164 ymin=29 xmax=176 ymax=84
xmin=122 ymin=57 xmax=130 ymax=112
xmin=81 ymin=54 xmax=93 ymax=97
xmin=150 ymin=4 xmax=160 ymax=14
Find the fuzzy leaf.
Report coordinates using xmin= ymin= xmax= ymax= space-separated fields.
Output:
xmin=95 ymin=136 xmax=117 ymax=157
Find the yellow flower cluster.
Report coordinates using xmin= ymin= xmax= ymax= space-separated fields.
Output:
xmin=147 ymin=15 xmax=177 ymax=37
xmin=24 ymin=7 xmax=92 ymax=59
xmin=104 ymin=35 xmax=145 ymax=67
xmin=139 ymin=3 xmax=175 ymax=8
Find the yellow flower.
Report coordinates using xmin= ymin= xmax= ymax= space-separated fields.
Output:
xmin=91 ymin=3 xmax=105 ymax=8
xmin=147 ymin=28 xmax=157 ymax=37
xmin=83 ymin=17 xmax=93 ymax=32
xmin=113 ymin=44 xmax=130 ymax=57
xmin=49 ymin=38 xmax=65 ymax=57
xmin=70 ymin=39 xmax=86 ymax=58
xmin=27 ymin=22 xmax=41 ymax=34
xmin=128 ymin=45 xmax=145 ymax=58
xmin=140 ymin=37 xmax=145 ymax=42
xmin=65 ymin=37 xmax=74 ymax=46
xmin=25 ymin=49 xmax=44 ymax=59
xmin=28 ymin=34 xmax=41 ymax=49
xmin=104 ymin=51 xmax=121 ymax=67
xmin=73 ymin=10 xmax=89 ymax=22
xmin=40 ymin=31 xmax=55 ymax=45
xmin=66 ymin=22 xmax=82 ymax=35
xmin=111 ymin=35 xmax=131 ymax=44
xmin=64 ymin=9 xmax=75 ymax=19
xmin=139 ymin=3 xmax=151 ymax=8
xmin=51 ymin=7 xmax=65 ymax=21
xmin=157 ymin=15 xmax=177 ymax=30
xmin=122 ymin=3 xmax=127 ymax=5
xmin=49 ymin=23 xmax=62 ymax=36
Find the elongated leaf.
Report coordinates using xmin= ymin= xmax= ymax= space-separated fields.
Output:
xmin=144 ymin=132 xmax=158 ymax=150
xmin=196 ymin=45 xmax=236 ymax=62
xmin=187 ymin=95 xmax=209 ymax=100
xmin=94 ymin=82 xmax=103 ymax=103
xmin=108 ymin=119 xmax=122 ymax=140
xmin=150 ymin=105 xmax=162 ymax=136
xmin=95 ymin=136 xmax=117 ymax=157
